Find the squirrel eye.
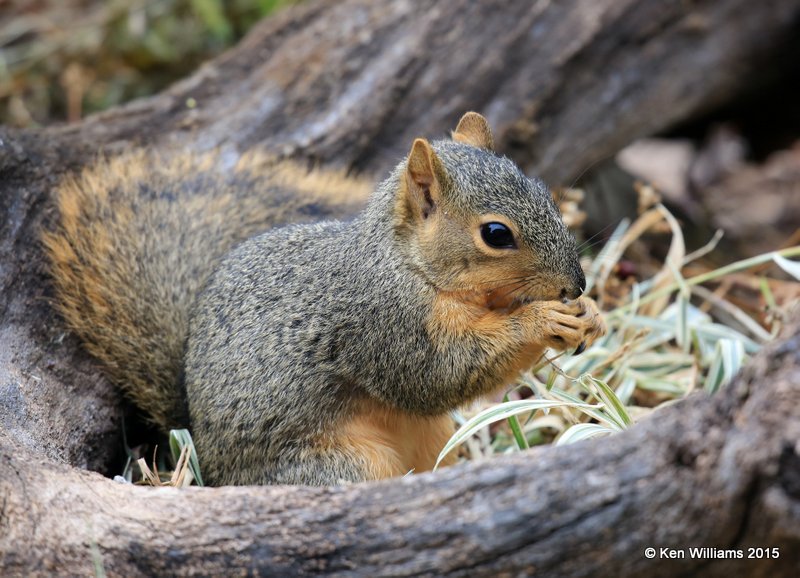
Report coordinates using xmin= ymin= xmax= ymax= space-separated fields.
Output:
xmin=480 ymin=222 xmax=516 ymax=249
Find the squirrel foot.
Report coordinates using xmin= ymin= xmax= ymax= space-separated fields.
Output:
xmin=525 ymin=296 xmax=606 ymax=354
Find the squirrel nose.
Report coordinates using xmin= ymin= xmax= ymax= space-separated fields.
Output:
xmin=562 ymin=270 xmax=585 ymax=300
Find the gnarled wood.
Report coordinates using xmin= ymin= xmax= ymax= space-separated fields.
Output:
xmin=1 ymin=321 xmax=798 ymax=576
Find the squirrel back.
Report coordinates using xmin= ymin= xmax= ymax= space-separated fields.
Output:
xmin=44 ymin=150 xmax=371 ymax=429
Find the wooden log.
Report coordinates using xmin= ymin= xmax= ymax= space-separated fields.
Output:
xmin=1 ymin=318 xmax=798 ymax=576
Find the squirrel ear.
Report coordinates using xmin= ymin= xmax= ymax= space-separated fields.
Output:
xmin=452 ymin=112 xmax=494 ymax=151
xmin=404 ymin=138 xmax=441 ymax=220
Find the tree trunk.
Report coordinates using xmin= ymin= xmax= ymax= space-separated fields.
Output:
xmin=1 ymin=0 xmax=798 ymax=575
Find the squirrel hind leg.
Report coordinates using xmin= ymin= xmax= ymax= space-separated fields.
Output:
xmin=334 ymin=416 xmax=408 ymax=480
xmin=262 ymin=445 xmax=377 ymax=486
xmin=336 ymin=406 xmax=457 ymax=479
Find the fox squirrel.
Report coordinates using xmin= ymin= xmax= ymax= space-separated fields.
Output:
xmin=45 ymin=113 xmax=606 ymax=486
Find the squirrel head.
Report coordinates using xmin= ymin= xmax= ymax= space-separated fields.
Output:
xmin=394 ymin=112 xmax=585 ymax=310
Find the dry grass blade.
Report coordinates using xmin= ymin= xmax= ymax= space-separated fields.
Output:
xmin=136 ymin=457 xmax=162 ymax=487
xmin=691 ymin=284 xmax=772 ymax=342
xmin=169 ymin=428 xmax=204 ymax=486
xmin=136 ymin=445 xmax=194 ymax=487
xmin=640 ymin=204 xmax=686 ymax=317
xmin=596 ymin=209 xmax=664 ymax=308
xmin=170 ymin=446 xmax=195 ymax=488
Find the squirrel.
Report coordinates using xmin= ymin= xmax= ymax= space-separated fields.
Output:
xmin=45 ymin=112 xmax=606 ymax=486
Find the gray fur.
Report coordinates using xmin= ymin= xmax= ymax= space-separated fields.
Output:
xmin=185 ymin=140 xmax=583 ymax=485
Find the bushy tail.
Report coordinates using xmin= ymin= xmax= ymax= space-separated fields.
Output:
xmin=44 ymin=149 xmax=371 ymax=430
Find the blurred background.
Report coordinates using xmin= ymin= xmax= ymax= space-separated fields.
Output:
xmin=0 ymin=0 xmax=295 ymax=127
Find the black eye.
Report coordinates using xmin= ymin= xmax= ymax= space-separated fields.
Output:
xmin=480 ymin=222 xmax=516 ymax=249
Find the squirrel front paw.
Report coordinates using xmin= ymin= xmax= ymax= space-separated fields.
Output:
xmin=527 ymin=297 xmax=606 ymax=354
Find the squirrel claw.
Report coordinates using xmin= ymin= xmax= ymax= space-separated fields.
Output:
xmin=573 ymin=341 xmax=587 ymax=356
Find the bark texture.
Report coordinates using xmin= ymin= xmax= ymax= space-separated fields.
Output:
xmin=1 ymin=320 xmax=799 ymax=576
xmin=1 ymin=0 xmax=799 ymax=575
